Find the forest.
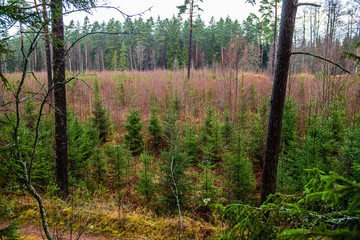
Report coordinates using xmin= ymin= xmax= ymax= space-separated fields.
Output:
xmin=1 ymin=0 xmax=360 ymax=239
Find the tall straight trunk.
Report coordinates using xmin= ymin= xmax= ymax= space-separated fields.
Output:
xmin=271 ymin=1 xmax=278 ymax=75
xmin=260 ymin=0 xmax=298 ymax=204
xmin=187 ymin=0 xmax=194 ymax=80
xmin=85 ymin=39 xmax=88 ymax=71
xmin=51 ymin=0 xmax=68 ymax=198
xmin=42 ymin=0 xmax=53 ymax=101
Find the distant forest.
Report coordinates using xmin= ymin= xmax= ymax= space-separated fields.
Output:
xmin=2 ymin=0 xmax=360 ymax=74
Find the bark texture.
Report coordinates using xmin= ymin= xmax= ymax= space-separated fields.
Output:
xmin=260 ymin=0 xmax=298 ymax=204
xmin=42 ymin=0 xmax=53 ymax=102
xmin=51 ymin=0 xmax=68 ymax=197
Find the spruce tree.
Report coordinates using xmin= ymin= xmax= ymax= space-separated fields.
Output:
xmin=197 ymin=157 xmax=219 ymax=204
xmin=223 ymin=117 xmax=255 ymax=203
xmin=221 ymin=111 xmax=233 ymax=148
xmin=183 ymin=121 xmax=200 ymax=164
xmin=342 ymin=115 xmax=360 ymax=181
xmin=201 ymin=108 xmax=223 ymax=163
xmin=92 ymin=146 xmax=106 ymax=183
xmin=67 ymin=112 xmax=94 ymax=184
xmin=123 ymin=108 xmax=144 ymax=156
xmin=108 ymin=144 xmax=131 ymax=186
xmin=92 ymin=77 xmax=111 ymax=143
xmin=159 ymin=100 xmax=191 ymax=211
xmin=116 ymin=80 xmax=125 ymax=106
xmin=147 ymin=106 xmax=163 ymax=150
xmin=136 ymin=152 xmax=156 ymax=201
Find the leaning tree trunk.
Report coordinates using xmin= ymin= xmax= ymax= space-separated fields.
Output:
xmin=260 ymin=0 xmax=298 ymax=204
xmin=51 ymin=0 xmax=69 ymax=198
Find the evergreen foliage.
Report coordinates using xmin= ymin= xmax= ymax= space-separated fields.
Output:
xmin=91 ymin=77 xmax=111 ymax=143
xmin=159 ymin=101 xmax=191 ymax=211
xmin=0 ymin=221 xmax=21 ymax=240
xmin=201 ymin=108 xmax=223 ymax=163
xmin=136 ymin=152 xmax=156 ymax=201
xmin=216 ymin=170 xmax=360 ymax=240
xmin=68 ymin=112 xmax=94 ymax=184
xmin=92 ymin=146 xmax=106 ymax=183
xmin=107 ymin=144 xmax=131 ymax=186
xmin=116 ymin=79 xmax=126 ymax=106
xmin=118 ymin=43 xmax=128 ymax=71
xmin=159 ymin=146 xmax=190 ymax=211
xmin=147 ymin=106 xmax=163 ymax=150
xmin=23 ymin=99 xmax=37 ymax=130
xmin=197 ymin=158 xmax=220 ymax=204
xmin=222 ymin=121 xmax=255 ymax=203
xmin=183 ymin=121 xmax=200 ymax=164
xmin=249 ymin=97 xmax=269 ymax=165
xmin=31 ymin=119 xmax=55 ymax=187
xmin=123 ymin=108 xmax=144 ymax=156
xmin=341 ymin=115 xmax=360 ymax=181
xmin=280 ymin=99 xmax=297 ymax=153
xmin=221 ymin=111 xmax=233 ymax=148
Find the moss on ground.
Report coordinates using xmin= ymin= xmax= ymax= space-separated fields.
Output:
xmin=3 ymin=193 xmax=220 ymax=239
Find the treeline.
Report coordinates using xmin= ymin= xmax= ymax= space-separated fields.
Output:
xmin=3 ymin=0 xmax=360 ymax=74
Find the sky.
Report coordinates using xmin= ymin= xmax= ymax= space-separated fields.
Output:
xmin=63 ymin=0 xmax=259 ymax=26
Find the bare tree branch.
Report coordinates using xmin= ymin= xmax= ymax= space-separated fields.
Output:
xmin=296 ymin=2 xmax=321 ymax=7
xmin=291 ymin=51 xmax=351 ymax=74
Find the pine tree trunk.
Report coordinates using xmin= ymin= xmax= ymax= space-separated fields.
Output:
xmin=260 ymin=0 xmax=297 ymax=204
xmin=187 ymin=0 xmax=193 ymax=80
xmin=42 ymin=0 xmax=53 ymax=102
xmin=51 ymin=0 xmax=68 ymax=198
xmin=271 ymin=1 xmax=278 ymax=75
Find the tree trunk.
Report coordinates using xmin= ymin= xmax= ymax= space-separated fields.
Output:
xmin=187 ymin=0 xmax=194 ymax=80
xmin=271 ymin=1 xmax=278 ymax=75
xmin=51 ymin=0 xmax=68 ymax=198
xmin=42 ymin=0 xmax=53 ymax=102
xmin=260 ymin=0 xmax=298 ymax=204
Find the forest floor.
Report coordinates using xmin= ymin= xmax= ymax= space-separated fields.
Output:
xmin=0 ymin=222 xmax=112 ymax=240
xmin=1 ymin=192 xmax=221 ymax=240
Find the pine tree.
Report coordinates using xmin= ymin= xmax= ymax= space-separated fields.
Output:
xmin=123 ymin=108 xmax=144 ymax=156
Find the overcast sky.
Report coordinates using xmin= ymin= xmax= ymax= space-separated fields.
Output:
xmin=63 ymin=0 xmax=259 ymax=25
